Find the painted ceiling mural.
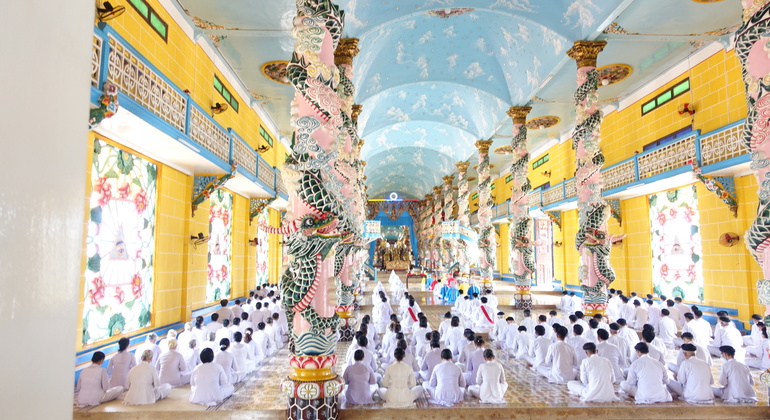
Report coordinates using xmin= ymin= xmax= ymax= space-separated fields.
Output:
xmin=176 ymin=0 xmax=742 ymax=199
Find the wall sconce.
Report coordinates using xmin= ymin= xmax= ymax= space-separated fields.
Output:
xmin=190 ymin=232 xmax=210 ymax=249
xmin=211 ymin=102 xmax=229 ymax=116
xmin=600 ymin=78 xmax=610 ymax=86
xmin=248 ymin=237 xmax=260 ymax=247
xmin=612 ymin=239 xmax=623 ymax=247
xmin=96 ymin=1 xmax=126 ymax=21
xmin=553 ymin=241 xmax=563 ymax=248
xmin=542 ymin=170 xmax=551 ymax=178
xmin=255 ymin=144 xmax=271 ymax=154
xmin=678 ymin=103 xmax=695 ymax=116
xmin=719 ymin=232 xmax=740 ymax=247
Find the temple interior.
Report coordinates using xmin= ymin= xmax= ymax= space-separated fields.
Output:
xmin=4 ymin=1 xmax=770 ymax=419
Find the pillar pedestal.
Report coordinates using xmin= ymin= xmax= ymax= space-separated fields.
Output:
xmin=513 ymin=287 xmax=532 ymax=310
xmin=283 ymin=376 xmax=343 ymax=420
xmin=336 ymin=310 xmax=355 ymax=342
xmin=482 ymin=277 xmax=494 ymax=294
xmin=582 ymin=304 xmax=607 ymax=318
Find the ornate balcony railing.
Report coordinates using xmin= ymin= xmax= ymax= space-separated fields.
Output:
xmin=93 ymin=25 xmax=279 ymax=196
xmin=700 ymin=122 xmax=744 ymax=166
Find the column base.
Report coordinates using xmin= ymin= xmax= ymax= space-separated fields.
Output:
xmin=282 ymin=375 xmax=343 ymax=420
xmin=338 ymin=323 xmax=354 ymax=342
xmin=513 ymin=292 xmax=532 ymax=310
xmin=582 ymin=303 xmax=607 ymax=317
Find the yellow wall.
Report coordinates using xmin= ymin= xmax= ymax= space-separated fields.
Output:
xmin=478 ymin=48 xmax=762 ymax=321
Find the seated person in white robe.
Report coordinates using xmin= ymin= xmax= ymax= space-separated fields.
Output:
xmin=712 ymin=345 xmax=757 ymax=403
xmin=457 ymin=329 xmax=477 ymax=369
xmin=568 ymin=342 xmax=619 ymax=402
xmin=252 ymin=322 xmax=275 ymax=358
xmin=537 ymin=326 xmax=578 ymax=383
xmin=157 ymin=339 xmax=190 ymax=387
xmin=708 ymin=317 xmax=745 ymax=362
xmin=123 ymin=350 xmax=172 ymax=405
xmin=744 ymin=315 xmax=764 ymax=356
xmin=438 ymin=312 xmax=453 ymax=340
xmin=419 ymin=340 xmax=443 ymax=381
xmin=745 ymin=326 xmax=769 ymax=370
xmin=666 ymin=343 xmax=714 ymax=404
xmin=107 ymin=337 xmax=135 ymax=389
xmin=510 ymin=326 xmax=533 ymax=359
xmin=498 ymin=316 xmax=518 ymax=349
xmin=243 ymin=328 xmax=265 ymax=366
xmin=620 ymin=342 xmax=672 ymax=404
xmin=239 ymin=312 xmax=256 ymax=336
xmin=474 ymin=297 xmax=497 ymax=333
xmin=204 ymin=313 xmax=224 ymax=337
xmin=595 ymin=329 xmax=624 ymax=384
xmin=427 ymin=349 xmax=466 ymax=406
xmin=667 ymin=332 xmax=712 ymax=374
xmin=229 ymin=332 xmax=256 ymax=374
xmin=524 ymin=325 xmax=550 ymax=369
xmin=468 ymin=349 xmax=507 ymax=403
xmin=76 ymin=351 xmax=123 ymax=407
xmin=444 ymin=317 xmax=466 ymax=357
xmin=412 ymin=318 xmax=431 ymax=352
xmin=629 ymin=329 xmax=666 ymax=368
xmin=181 ymin=338 xmax=200 ymax=375
xmin=189 ymin=348 xmax=234 ymax=406
xmin=134 ymin=333 xmax=161 ymax=367
xmin=567 ymin=324 xmax=589 ymax=366
xmin=341 ymin=350 xmax=378 ymax=406
xmin=379 ymin=348 xmax=424 ymax=408
xmin=213 ymin=338 xmax=245 ymax=384
xmin=464 ymin=336 xmax=486 ymax=386
xmin=657 ymin=309 xmax=678 ymax=348
xmin=373 ymin=296 xmax=394 ymax=335
xmin=158 ymin=330 xmax=177 ymax=354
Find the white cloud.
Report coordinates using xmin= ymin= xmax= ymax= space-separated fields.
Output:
xmin=526 ymin=69 xmax=539 ymax=88
xmin=443 ymin=25 xmax=456 ymax=38
xmin=416 ymin=55 xmax=429 ymax=78
xmin=385 ymin=154 xmax=396 ymax=163
xmin=464 ymin=62 xmax=485 ymax=79
xmin=542 ymin=27 xmax=564 ymax=55
xmin=432 ymin=103 xmax=452 ymax=117
xmin=515 ymin=23 xmax=530 ymax=43
xmin=419 ymin=31 xmax=434 ymax=44
xmin=448 ymin=112 xmax=469 ymax=128
xmin=487 ymin=75 xmax=495 ymax=82
xmin=563 ymin=0 xmax=598 ymax=28
xmin=452 ymin=94 xmax=465 ymax=106
xmin=403 ymin=20 xmax=416 ymax=29
xmin=489 ymin=0 xmax=535 ymax=12
xmin=502 ymin=27 xmax=518 ymax=47
xmin=411 ymin=94 xmax=427 ymax=111
xmin=395 ymin=41 xmax=407 ymax=64
xmin=386 ymin=107 xmax=410 ymax=122
xmin=397 ymin=90 xmax=407 ymax=99
xmin=369 ymin=73 xmax=381 ymax=92
xmin=475 ymin=38 xmax=487 ymax=53
xmin=447 ymin=54 xmax=459 ymax=70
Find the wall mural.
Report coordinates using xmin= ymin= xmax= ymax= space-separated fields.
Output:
xmin=207 ymin=189 xmax=232 ymax=302
xmin=256 ymin=208 xmax=269 ymax=287
xmin=83 ymin=139 xmax=156 ymax=345
xmin=649 ymin=185 xmax=704 ymax=302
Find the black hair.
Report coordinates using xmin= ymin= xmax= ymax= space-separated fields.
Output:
xmin=394 ymin=348 xmax=405 ymax=361
xmin=92 ymin=351 xmax=105 ymax=363
xmin=219 ymin=338 xmax=230 ymax=351
xmin=483 ymin=349 xmax=494 ymax=359
xmin=582 ymin=342 xmax=596 ymax=353
xmin=258 ymin=322 xmax=266 ymax=330
xmin=220 ymin=299 xmax=228 ymax=307
xmin=573 ymin=324 xmax=584 ymax=335
xmin=440 ymin=349 xmax=453 ymax=360
xmin=200 ymin=348 xmax=214 ymax=363
xmin=661 ymin=309 xmax=670 ymax=316
xmin=597 ymin=329 xmax=609 ymax=341
xmin=474 ymin=336 xmax=485 ymax=346
xmin=719 ymin=345 xmax=736 ymax=357
xmin=354 ymin=349 xmax=365 ymax=362
xmin=118 ymin=337 xmax=130 ymax=352
xmin=195 ymin=316 xmax=204 ymax=328
xmin=681 ymin=332 xmax=693 ymax=340
xmin=609 ymin=323 xmax=620 ymax=331
xmin=556 ymin=326 xmax=568 ymax=339
xmin=233 ymin=332 xmax=243 ymax=342
xmin=642 ymin=329 xmax=655 ymax=343
xmin=211 ymin=313 xmax=219 ymax=321
xmin=241 ymin=312 xmax=249 ymax=320
xmin=451 ymin=317 xmax=460 ymax=327
xmin=538 ymin=315 xmax=547 ymax=322
xmin=588 ymin=319 xmax=598 ymax=329
xmin=222 ymin=319 xmax=230 ymax=328
xmin=534 ymin=325 xmax=545 ymax=336
xmin=518 ymin=326 xmax=527 ymax=332
xmin=232 ymin=317 xmax=240 ymax=325
xmin=634 ymin=342 xmax=649 ymax=354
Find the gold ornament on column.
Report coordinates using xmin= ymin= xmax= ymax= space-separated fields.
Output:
xmin=456 ymin=161 xmax=470 ymax=173
xmin=475 ymin=139 xmax=494 ymax=155
xmin=334 ymin=38 xmax=360 ymax=66
xmin=506 ymin=106 xmax=532 ymax=124
xmin=443 ymin=175 xmax=455 ymax=186
xmin=566 ymin=40 xmax=607 ymax=68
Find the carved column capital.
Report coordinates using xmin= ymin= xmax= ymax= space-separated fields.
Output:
xmin=443 ymin=175 xmax=455 ymax=186
xmin=475 ymin=140 xmax=494 ymax=155
xmin=506 ymin=106 xmax=532 ymax=124
xmin=566 ymin=40 xmax=607 ymax=68
xmin=351 ymin=104 xmax=363 ymax=122
xmin=456 ymin=161 xmax=470 ymax=173
xmin=334 ymin=38 xmax=360 ymax=66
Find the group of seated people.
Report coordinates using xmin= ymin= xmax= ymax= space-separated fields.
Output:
xmin=75 ymin=286 xmax=288 ymax=408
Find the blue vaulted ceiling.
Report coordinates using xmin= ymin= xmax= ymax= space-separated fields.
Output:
xmin=174 ymin=0 xmax=743 ymax=200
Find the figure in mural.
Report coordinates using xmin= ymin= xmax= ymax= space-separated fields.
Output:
xmin=736 ymin=0 xmax=770 ymax=322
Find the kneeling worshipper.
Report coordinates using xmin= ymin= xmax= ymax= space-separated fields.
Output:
xmin=107 ymin=337 xmax=136 ymax=389
xmin=666 ymin=344 xmax=714 ymax=404
xmin=157 ymin=338 xmax=190 ymax=387
xmin=379 ymin=348 xmax=424 ymax=408
xmin=214 ymin=338 xmax=246 ymax=384
xmin=441 ymin=280 xmax=460 ymax=304
xmin=538 ymin=326 xmax=578 ymax=384
xmin=667 ymin=332 xmax=712 ymax=375
xmin=745 ymin=326 xmax=769 ymax=370
xmin=708 ymin=317 xmax=746 ymax=362
xmin=341 ymin=349 xmax=378 ymax=406
xmin=427 ymin=349 xmax=466 ymax=406
xmin=467 ymin=349 xmax=507 ymax=404
xmin=567 ymin=343 xmax=619 ymax=402
xmin=123 ymin=350 xmax=172 ymax=405
xmin=712 ymin=345 xmax=757 ymax=403
xmin=76 ymin=351 xmax=124 ymax=407
xmin=474 ymin=297 xmax=497 ymax=334
xmin=620 ymin=343 xmax=672 ymax=404
xmin=189 ymin=348 xmax=234 ymax=406
xmin=464 ymin=336 xmax=487 ymax=386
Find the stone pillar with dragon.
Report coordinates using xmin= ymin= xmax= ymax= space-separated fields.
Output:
xmin=424 ymin=193 xmax=434 ymax=270
xmin=351 ymin=107 xmax=367 ymax=311
xmin=567 ymin=40 xmax=622 ymax=316
xmin=332 ymin=38 xmax=360 ymax=342
xmin=442 ymin=176 xmax=457 ymax=273
xmin=507 ymin=106 xmax=535 ymax=310
xmin=433 ymin=187 xmax=444 ymax=274
xmin=456 ymin=162 xmax=473 ymax=280
xmin=259 ymin=1 xmax=346 ymax=418
xmin=736 ymin=1 xmax=770 ymax=329
xmin=475 ymin=140 xmax=496 ymax=293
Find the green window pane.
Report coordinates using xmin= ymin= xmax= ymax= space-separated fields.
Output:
xmin=642 ymin=100 xmax=656 ymax=114
xmin=506 ymin=175 xmax=513 ymax=183
xmin=267 ymin=136 xmax=273 ymax=146
xmin=213 ymin=76 xmax=223 ymax=93
xmin=222 ymin=89 xmax=231 ymax=102
xmin=149 ymin=13 xmax=167 ymax=39
xmin=543 ymin=155 xmax=549 ymax=162
xmin=657 ymin=90 xmax=672 ymax=106
xmin=491 ymin=184 xmax=496 ymax=190
xmin=472 ymin=193 xmax=479 ymax=200
xmin=673 ymin=79 xmax=690 ymax=96
xmin=230 ymin=99 xmax=239 ymax=112
xmin=129 ymin=0 xmax=149 ymax=18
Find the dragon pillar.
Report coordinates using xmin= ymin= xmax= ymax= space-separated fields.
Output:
xmin=475 ymin=140 xmax=496 ymax=293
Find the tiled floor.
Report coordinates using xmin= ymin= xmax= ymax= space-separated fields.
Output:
xmin=76 ymin=276 xmax=769 ymax=418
